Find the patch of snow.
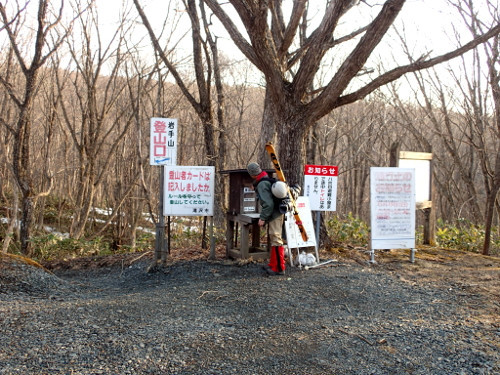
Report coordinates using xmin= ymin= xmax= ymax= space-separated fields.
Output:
xmin=43 ymin=226 xmax=70 ymax=239
xmin=92 ymin=207 xmax=113 ymax=216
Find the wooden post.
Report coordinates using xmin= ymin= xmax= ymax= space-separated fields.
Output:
xmin=209 ymin=216 xmax=216 ymax=260
xmin=149 ymin=166 xmax=168 ymax=272
xmin=424 ymin=155 xmax=436 ymax=245
xmin=240 ymin=223 xmax=250 ymax=259
xmin=423 ymin=208 xmax=436 ymax=245
xmin=389 ymin=142 xmax=400 ymax=167
xmin=226 ymin=217 xmax=234 ymax=258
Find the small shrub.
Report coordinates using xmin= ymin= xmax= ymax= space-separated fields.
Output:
xmin=29 ymin=234 xmax=60 ymax=260
xmin=30 ymin=235 xmax=111 ymax=261
xmin=326 ymin=215 xmax=499 ymax=255
xmin=436 ymin=218 xmax=498 ymax=254
xmin=120 ymin=233 xmax=155 ymax=253
xmin=326 ymin=213 xmax=370 ymax=247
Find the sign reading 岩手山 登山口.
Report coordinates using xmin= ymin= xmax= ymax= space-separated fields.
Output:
xmin=150 ymin=118 xmax=177 ymax=166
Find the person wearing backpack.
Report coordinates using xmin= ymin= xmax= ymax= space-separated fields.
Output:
xmin=247 ymin=162 xmax=286 ymax=276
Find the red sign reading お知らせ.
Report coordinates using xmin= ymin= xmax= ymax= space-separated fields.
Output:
xmin=303 ymin=165 xmax=338 ymax=212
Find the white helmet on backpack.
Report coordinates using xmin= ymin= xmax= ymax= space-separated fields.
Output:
xmin=271 ymin=180 xmax=288 ymax=199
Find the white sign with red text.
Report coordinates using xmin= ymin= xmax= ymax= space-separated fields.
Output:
xmin=370 ymin=167 xmax=416 ymax=249
xmin=304 ymin=164 xmax=338 ymax=211
xmin=284 ymin=196 xmax=317 ymax=249
xmin=163 ymin=166 xmax=215 ymax=216
xmin=150 ymin=118 xmax=178 ymax=165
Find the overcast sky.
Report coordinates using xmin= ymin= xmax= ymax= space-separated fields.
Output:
xmin=2 ymin=0 xmax=495 ymax=101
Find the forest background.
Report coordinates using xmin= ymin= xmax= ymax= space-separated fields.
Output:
xmin=0 ymin=0 xmax=499 ymax=261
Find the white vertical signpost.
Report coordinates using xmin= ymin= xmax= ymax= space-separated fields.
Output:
xmin=150 ymin=118 xmax=178 ymax=266
xmin=284 ymin=196 xmax=317 ymax=249
xmin=303 ymin=165 xmax=338 ymax=263
xmin=283 ymin=196 xmax=317 ymax=266
xmin=150 ymin=118 xmax=178 ymax=166
xmin=370 ymin=167 xmax=416 ymax=263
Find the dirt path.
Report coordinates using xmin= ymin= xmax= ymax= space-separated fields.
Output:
xmin=1 ymin=247 xmax=499 ymax=374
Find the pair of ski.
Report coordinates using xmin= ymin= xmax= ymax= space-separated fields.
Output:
xmin=265 ymin=142 xmax=308 ymax=242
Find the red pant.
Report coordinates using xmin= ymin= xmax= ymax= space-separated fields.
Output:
xmin=269 ymin=245 xmax=285 ymax=272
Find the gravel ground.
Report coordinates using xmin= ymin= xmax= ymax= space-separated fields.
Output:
xmin=1 ymin=254 xmax=499 ymax=375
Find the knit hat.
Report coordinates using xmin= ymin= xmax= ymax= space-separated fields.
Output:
xmin=247 ymin=162 xmax=262 ymax=176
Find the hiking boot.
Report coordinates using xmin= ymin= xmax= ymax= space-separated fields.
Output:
xmin=266 ymin=268 xmax=285 ymax=276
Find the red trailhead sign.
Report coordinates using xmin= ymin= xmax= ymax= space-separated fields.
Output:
xmin=150 ymin=118 xmax=178 ymax=166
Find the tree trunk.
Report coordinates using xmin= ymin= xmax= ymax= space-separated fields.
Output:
xmin=259 ymin=89 xmax=278 ymax=167
xmin=1 ymin=183 xmax=19 ymax=253
xmin=276 ymin=112 xmax=308 ymax=185
xmin=70 ymin=165 xmax=96 ymax=239
xmin=19 ymin=195 xmax=35 ymax=256
xmin=482 ymin=165 xmax=499 ymax=256
xmin=13 ymin=110 xmax=35 ymax=256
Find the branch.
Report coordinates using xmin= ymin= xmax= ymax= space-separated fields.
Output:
xmin=203 ymin=0 xmax=260 ymax=68
xmin=332 ymin=22 xmax=500 ymax=111
xmin=0 ymin=75 xmax=22 ymax=109
xmin=0 ymin=115 xmax=17 ymax=135
xmin=310 ymin=0 xmax=405 ymax=112
xmin=292 ymin=0 xmax=361 ymax=97
xmin=132 ymin=0 xmax=202 ymax=113
xmin=0 ymin=3 xmax=29 ymax=74
xmin=288 ymin=24 xmax=369 ymax=70
xmin=33 ymin=175 xmax=54 ymax=199
xmin=0 ymin=1 xmax=28 ymax=32
xmin=279 ymin=0 xmax=307 ymax=55
xmin=90 ymin=171 xmax=141 ymax=239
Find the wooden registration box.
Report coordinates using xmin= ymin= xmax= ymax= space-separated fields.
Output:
xmin=220 ymin=169 xmax=275 ymax=259
xmin=225 ymin=169 xmax=258 ymax=216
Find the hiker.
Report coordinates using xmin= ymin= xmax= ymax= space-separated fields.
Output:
xmin=247 ymin=162 xmax=286 ymax=276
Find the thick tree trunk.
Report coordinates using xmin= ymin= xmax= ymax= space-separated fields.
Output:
xmin=276 ymin=119 xmax=307 ymax=186
xmin=259 ymin=89 xmax=278 ymax=167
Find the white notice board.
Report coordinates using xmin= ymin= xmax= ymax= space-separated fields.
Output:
xmin=163 ymin=166 xmax=215 ymax=216
xmin=370 ymin=168 xmax=416 ymax=249
xmin=284 ymin=196 xmax=317 ymax=249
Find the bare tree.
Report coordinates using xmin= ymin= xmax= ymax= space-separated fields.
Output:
xmin=133 ymin=0 xmax=229 ymax=224
xmin=449 ymin=0 xmax=500 ymax=255
xmin=0 ymin=0 xmax=70 ymax=255
xmin=0 ymin=42 xmax=19 ymax=252
xmin=56 ymin=1 xmax=136 ymax=239
xmin=224 ymin=68 xmax=264 ymax=167
xmin=203 ymin=0 xmax=500 ymax=186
